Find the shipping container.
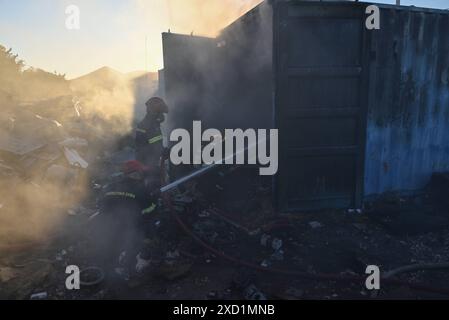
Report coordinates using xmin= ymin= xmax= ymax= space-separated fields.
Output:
xmin=162 ymin=0 xmax=449 ymax=212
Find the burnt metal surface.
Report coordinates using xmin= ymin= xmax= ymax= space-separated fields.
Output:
xmin=274 ymin=1 xmax=370 ymax=211
xmin=162 ymin=0 xmax=449 ymax=211
xmin=364 ymin=6 xmax=449 ymax=197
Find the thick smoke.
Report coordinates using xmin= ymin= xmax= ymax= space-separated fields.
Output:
xmin=0 ymin=0 xmax=264 ymax=250
xmin=133 ymin=0 xmax=263 ymax=37
xmin=0 ymin=167 xmax=88 ymax=247
xmin=70 ymin=67 xmax=138 ymax=135
xmin=0 ymin=55 xmax=137 ymax=247
xmin=163 ymin=1 xmax=273 ymax=134
xmin=162 ymin=0 xmax=263 ymax=36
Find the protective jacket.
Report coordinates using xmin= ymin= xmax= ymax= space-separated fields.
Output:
xmin=135 ymin=114 xmax=164 ymax=167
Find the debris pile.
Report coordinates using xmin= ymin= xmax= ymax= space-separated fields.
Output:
xmin=0 ymin=96 xmax=93 ymax=245
xmin=2 ymin=140 xmax=449 ymax=300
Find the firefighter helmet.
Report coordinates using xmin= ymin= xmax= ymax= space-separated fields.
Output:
xmin=122 ymin=160 xmax=150 ymax=174
xmin=146 ymin=97 xmax=169 ymax=114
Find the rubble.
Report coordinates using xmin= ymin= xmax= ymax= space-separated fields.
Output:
xmin=59 ymin=137 xmax=88 ymax=149
xmin=135 ymin=254 xmax=151 ymax=274
xmin=0 ymin=259 xmax=54 ymax=300
xmin=283 ymin=288 xmax=304 ymax=300
xmin=309 ymin=221 xmax=323 ymax=229
xmin=63 ymin=147 xmax=89 ymax=169
xmin=260 ymin=234 xmax=282 ymax=251
xmin=44 ymin=164 xmax=78 ymax=184
xmin=1 ymin=90 xmax=448 ymax=300
xmin=0 ymin=267 xmax=18 ymax=283
xmin=0 ymin=98 xmax=91 ymax=189
xmin=244 ymin=284 xmax=267 ymax=300
xmin=347 ymin=208 xmax=363 ymax=215
xmin=30 ymin=292 xmax=48 ymax=300
xmin=79 ymin=267 xmax=105 ymax=287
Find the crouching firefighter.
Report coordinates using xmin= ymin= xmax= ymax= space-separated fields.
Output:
xmin=94 ymin=160 xmax=160 ymax=279
xmin=135 ymin=97 xmax=169 ymax=168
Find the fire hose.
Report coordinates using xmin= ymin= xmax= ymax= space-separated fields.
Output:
xmin=159 ymin=161 xmax=449 ymax=297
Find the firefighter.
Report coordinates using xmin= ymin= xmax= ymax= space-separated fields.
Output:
xmin=136 ymin=97 xmax=169 ymax=168
xmin=94 ymin=160 xmax=159 ymax=277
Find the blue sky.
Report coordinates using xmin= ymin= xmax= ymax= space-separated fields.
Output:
xmin=0 ymin=0 xmax=447 ymax=78
xmin=0 ymin=0 xmax=165 ymax=78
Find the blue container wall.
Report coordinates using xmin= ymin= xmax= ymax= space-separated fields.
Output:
xmin=364 ymin=8 xmax=449 ymax=197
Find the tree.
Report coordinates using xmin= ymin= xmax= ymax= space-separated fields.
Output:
xmin=0 ymin=46 xmax=25 ymax=102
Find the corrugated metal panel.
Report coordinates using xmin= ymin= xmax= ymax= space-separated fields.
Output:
xmin=364 ymin=8 xmax=449 ymax=197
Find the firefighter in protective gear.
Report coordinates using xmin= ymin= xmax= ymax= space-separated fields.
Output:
xmin=136 ymin=97 xmax=168 ymax=168
xmin=95 ymin=160 xmax=159 ymax=275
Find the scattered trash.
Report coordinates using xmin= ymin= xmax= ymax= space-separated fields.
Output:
xmin=67 ymin=208 xmax=78 ymax=216
xmin=244 ymin=284 xmax=267 ymax=300
xmin=55 ymin=249 xmax=67 ymax=261
xmin=353 ymin=223 xmax=366 ymax=231
xmin=59 ymin=137 xmax=88 ymax=148
xmin=118 ymin=251 xmax=127 ymax=266
xmin=0 ymin=162 xmax=16 ymax=177
xmin=80 ymin=267 xmax=105 ymax=287
xmin=194 ymin=221 xmax=220 ymax=244
xmin=44 ymin=164 xmax=78 ymax=185
xmin=135 ymin=254 xmax=151 ymax=274
xmin=30 ymin=292 xmax=48 ymax=300
xmin=260 ymin=259 xmax=271 ymax=268
xmin=198 ymin=210 xmax=210 ymax=218
xmin=260 ymin=234 xmax=283 ymax=251
xmin=114 ymin=268 xmax=130 ymax=281
xmin=173 ymin=195 xmax=194 ymax=206
xmin=88 ymin=211 xmax=101 ymax=221
xmin=166 ymin=250 xmax=181 ymax=260
xmin=157 ymin=261 xmax=193 ymax=281
xmin=63 ymin=147 xmax=89 ymax=169
xmin=283 ymin=287 xmax=304 ymax=300
xmin=248 ymin=228 xmax=261 ymax=236
xmin=0 ymin=267 xmax=18 ymax=283
xmin=270 ymin=249 xmax=284 ymax=262
xmin=309 ymin=221 xmax=323 ymax=229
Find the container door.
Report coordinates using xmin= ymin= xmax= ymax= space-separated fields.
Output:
xmin=274 ymin=2 xmax=369 ymax=211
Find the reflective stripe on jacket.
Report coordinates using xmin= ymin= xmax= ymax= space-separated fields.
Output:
xmin=148 ymin=135 xmax=163 ymax=144
xmin=142 ymin=203 xmax=157 ymax=215
xmin=105 ymin=191 xmax=136 ymax=199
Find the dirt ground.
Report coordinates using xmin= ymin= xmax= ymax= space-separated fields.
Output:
xmin=1 ymin=150 xmax=449 ymax=300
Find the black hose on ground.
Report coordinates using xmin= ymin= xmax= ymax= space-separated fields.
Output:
xmin=383 ymin=263 xmax=449 ymax=279
xmin=160 ymin=161 xmax=449 ymax=297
